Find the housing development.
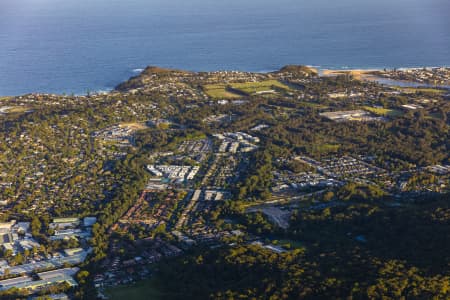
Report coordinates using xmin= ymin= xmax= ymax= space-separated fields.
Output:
xmin=0 ymin=65 xmax=449 ymax=299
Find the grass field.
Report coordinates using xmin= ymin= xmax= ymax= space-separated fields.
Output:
xmin=119 ymin=122 xmax=149 ymax=130
xmin=363 ymin=106 xmax=404 ymax=117
xmin=230 ymin=80 xmax=290 ymax=95
xmin=427 ymin=112 xmax=445 ymax=120
xmin=304 ymin=143 xmax=340 ymax=155
xmin=203 ymin=84 xmax=242 ymax=99
xmin=316 ymin=144 xmax=340 ymax=152
xmin=104 ymin=279 xmax=166 ymax=300
xmin=394 ymin=87 xmax=446 ymax=94
xmin=9 ymin=107 xmax=28 ymax=113
xmin=298 ymin=101 xmax=329 ymax=109
xmin=0 ymin=106 xmax=31 ymax=114
xmin=203 ymin=80 xmax=291 ymax=98
xmin=277 ymin=239 xmax=305 ymax=250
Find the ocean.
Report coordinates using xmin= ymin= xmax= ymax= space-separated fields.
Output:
xmin=0 ymin=0 xmax=449 ymax=95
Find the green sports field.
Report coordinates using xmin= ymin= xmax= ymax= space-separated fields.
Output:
xmin=230 ymin=80 xmax=290 ymax=94
xmin=203 ymin=84 xmax=242 ymax=99
xmin=363 ymin=106 xmax=404 ymax=117
xmin=104 ymin=279 xmax=166 ymax=300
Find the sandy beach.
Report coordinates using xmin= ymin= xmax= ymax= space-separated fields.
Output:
xmin=321 ymin=69 xmax=380 ymax=80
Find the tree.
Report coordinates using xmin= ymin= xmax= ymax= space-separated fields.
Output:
xmin=13 ymin=253 xmax=24 ymax=265
xmin=31 ymin=216 xmax=42 ymax=237
xmin=76 ymin=270 xmax=90 ymax=285
xmin=323 ymin=191 xmax=335 ymax=201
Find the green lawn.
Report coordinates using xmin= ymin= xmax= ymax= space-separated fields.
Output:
xmin=427 ymin=112 xmax=445 ymax=120
xmin=105 ymin=279 xmax=166 ymax=300
xmin=316 ymin=144 xmax=340 ymax=153
xmin=363 ymin=106 xmax=404 ymax=117
xmin=395 ymin=87 xmax=446 ymax=94
xmin=0 ymin=106 xmax=31 ymax=114
xmin=203 ymin=84 xmax=242 ymax=99
xmin=204 ymin=80 xmax=291 ymax=98
xmin=298 ymin=101 xmax=328 ymax=109
xmin=230 ymin=80 xmax=291 ymax=95
xmin=414 ymin=88 xmax=445 ymax=94
xmin=276 ymin=239 xmax=305 ymax=250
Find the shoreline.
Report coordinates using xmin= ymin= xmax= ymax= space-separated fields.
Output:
xmin=320 ymin=68 xmax=450 ymax=89
xmin=2 ymin=65 xmax=450 ymax=97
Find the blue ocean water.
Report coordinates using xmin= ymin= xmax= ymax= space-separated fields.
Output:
xmin=0 ymin=0 xmax=449 ymax=95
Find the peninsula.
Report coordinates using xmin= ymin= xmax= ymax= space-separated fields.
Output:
xmin=0 ymin=65 xmax=449 ymax=299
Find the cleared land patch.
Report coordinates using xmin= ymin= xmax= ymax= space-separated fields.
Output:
xmin=320 ymin=110 xmax=385 ymax=122
xmin=394 ymin=86 xmax=446 ymax=94
xmin=230 ymin=80 xmax=290 ymax=95
xmin=203 ymin=80 xmax=291 ymax=98
xmin=203 ymin=84 xmax=242 ymax=99
xmin=119 ymin=122 xmax=149 ymax=130
xmin=277 ymin=239 xmax=305 ymax=250
xmin=0 ymin=105 xmax=31 ymax=114
xmin=363 ymin=106 xmax=404 ymax=117
xmin=105 ymin=279 xmax=165 ymax=300
xmin=298 ymin=101 xmax=329 ymax=109
xmin=315 ymin=144 xmax=340 ymax=153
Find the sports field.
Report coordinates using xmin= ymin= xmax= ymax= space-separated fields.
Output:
xmin=203 ymin=84 xmax=242 ymax=99
xmin=230 ymin=80 xmax=290 ymax=94
xmin=104 ymin=279 xmax=165 ymax=300
xmin=203 ymin=80 xmax=291 ymax=98
xmin=363 ymin=106 xmax=404 ymax=117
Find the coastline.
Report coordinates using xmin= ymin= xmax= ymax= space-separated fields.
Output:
xmin=320 ymin=68 xmax=450 ymax=89
xmin=2 ymin=65 xmax=450 ymax=97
